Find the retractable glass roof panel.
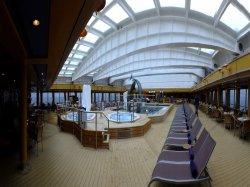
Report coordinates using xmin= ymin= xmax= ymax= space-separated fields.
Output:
xmin=126 ymin=0 xmax=155 ymax=13
xmin=159 ymin=0 xmax=185 ymax=8
xmin=220 ymin=4 xmax=249 ymax=32
xmin=105 ymin=4 xmax=129 ymax=23
xmin=92 ymin=20 xmax=111 ymax=33
xmin=191 ymin=0 xmax=223 ymax=17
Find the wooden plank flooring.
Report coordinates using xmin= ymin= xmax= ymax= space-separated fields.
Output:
xmin=0 ymin=105 xmax=250 ymax=187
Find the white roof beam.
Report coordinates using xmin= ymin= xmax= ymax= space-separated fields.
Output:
xmin=117 ymin=0 xmax=136 ymax=22
xmin=214 ymin=0 xmax=234 ymax=27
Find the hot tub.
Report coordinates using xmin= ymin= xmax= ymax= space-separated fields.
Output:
xmin=108 ymin=112 xmax=140 ymax=123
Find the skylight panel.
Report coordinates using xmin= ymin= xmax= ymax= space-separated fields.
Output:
xmin=69 ymin=53 xmax=73 ymax=57
xmin=65 ymin=72 xmax=73 ymax=75
xmin=190 ymin=0 xmax=223 ymax=17
xmin=59 ymin=71 xmax=65 ymax=75
xmin=87 ymin=16 xmax=96 ymax=26
xmin=73 ymin=54 xmax=84 ymax=59
xmin=62 ymin=67 xmax=67 ymax=70
xmin=105 ymin=4 xmax=129 ymax=23
xmin=70 ymin=61 xmax=80 ymax=65
xmin=220 ymin=4 xmax=249 ymax=32
xmin=237 ymin=0 xmax=250 ymax=14
xmin=159 ymin=0 xmax=185 ymax=8
xmin=73 ymin=44 xmax=78 ymax=50
xmin=92 ymin=20 xmax=111 ymax=32
xmin=106 ymin=0 xmax=113 ymax=6
xmin=200 ymin=48 xmax=215 ymax=54
xmin=188 ymin=47 xmax=199 ymax=50
xmin=67 ymin=67 xmax=76 ymax=71
xmin=78 ymin=45 xmax=90 ymax=52
xmin=126 ymin=0 xmax=155 ymax=13
xmin=64 ymin=60 xmax=69 ymax=64
xmin=83 ymin=32 xmax=99 ymax=44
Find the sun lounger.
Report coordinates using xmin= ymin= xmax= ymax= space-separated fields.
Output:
xmin=149 ymin=133 xmax=216 ymax=186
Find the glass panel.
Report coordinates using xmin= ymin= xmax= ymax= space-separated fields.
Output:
xmin=230 ymin=89 xmax=235 ymax=108
xmin=238 ymin=0 xmax=250 ymax=14
xmin=67 ymin=67 xmax=75 ymax=71
xmin=106 ymin=0 xmax=113 ymax=6
xmin=62 ymin=66 xmax=67 ymax=70
xmin=159 ymin=0 xmax=185 ymax=8
xmin=73 ymin=44 xmax=78 ymax=50
xmin=240 ymin=89 xmax=248 ymax=111
xmin=70 ymin=61 xmax=80 ymax=65
xmin=65 ymin=72 xmax=73 ymax=75
xmin=188 ymin=47 xmax=199 ymax=50
xmin=83 ymin=32 xmax=99 ymax=43
xmin=222 ymin=90 xmax=226 ymax=105
xmin=73 ymin=54 xmax=84 ymax=59
xmin=64 ymin=60 xmax=69 ymax=64
xmin=105 ymin=4 xmax=129 ymax=23
xmin=220 ymin=4 xmax=249 ymax=32
xmin=191 ymin=0 xmax=223 ymax=17
xmin=87 ymin=16 xmax=95 ymax=26
xmin=31 ymin=92 xmax=37 ymax=106
xmin=200 ymin=48 xmax=215 ymax=54
xmin=92 ymin=20 xmax=111 ymax=32
xmin=69 ymin=53 xmax=73 ymax=57
xmin=126 ymin=0 xmax=155 ymax=13
xmin=78 ymin=45 xmax=90 ymax=52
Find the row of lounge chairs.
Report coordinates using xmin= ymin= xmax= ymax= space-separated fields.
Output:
xmin=148 ymin=103 xmax=216 ymax=186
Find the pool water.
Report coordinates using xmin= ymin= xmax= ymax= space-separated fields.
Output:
xmin=66 ymin=112 xmax=96 ymax=121
xmin=139 ymin=106 xmax=166 ymax=114
xmin=108 ymin=112 xmax=140 ymax=122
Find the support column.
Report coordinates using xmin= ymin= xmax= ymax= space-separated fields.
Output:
xmin=248 ymin=84 xmax=250 ymax=116
xmin=40 ymin=90 xmax=43 ymax=107
xmin=205 ymin=91 xmax=208 ymax=103
xmin=19 ymin=60 xmax=28 ymax=169
xmin=217 ymin=87 xmax=222 ymax=107
xmin=226 ymin=88 xmax=230 ymax=108
xmin=236 ymin=87 xmax=240 ymax=110
xmin=36 ymin=86 xmax=39 ymax=107
xmin=214 ymin=89 xmax=217 ymax=106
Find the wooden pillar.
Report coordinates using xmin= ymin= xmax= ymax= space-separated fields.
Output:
xmin=52 ymin=91 xmax=55 ymax=105
xmin=235 ymin=87 xmax=240 ymax=110
xmin=214 ymin=89 xmax=217 ymax=106
xmin=217 ymin=87 xmax=222 ymax=107
xmin=94 ymin=92 xmax=96 ymax=104
xmin=108 ymin=92 xmax=111 ymax=102
xmin=64 ymin=92 xmax=67 ymax=102
xmin=248 ymin=84 xmax=250 ymax=116
xmin=205 ymin=91 xmax=208 ymax=103
xmin=226 ymin=88 xmax=230 ymax=108
xmin=40 ymin=90 xmax=43 ymax=107
xmin=36 ymin=86 xmax=39 ymax=107
xmin=20 ymin=60 xmax=28 ymax=168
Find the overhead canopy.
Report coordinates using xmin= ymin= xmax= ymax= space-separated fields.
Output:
xmin=58 ymin=0 xmax=250 ymax=89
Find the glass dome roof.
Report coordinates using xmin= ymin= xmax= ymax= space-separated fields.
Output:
xmin=58 ymin=0 xmax=250 ymax=89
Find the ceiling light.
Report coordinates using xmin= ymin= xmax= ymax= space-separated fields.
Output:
xmin=33 ymin=19 xmax=40 ymax=26
xmin=1 ymin=73 xmax=4 ymax=76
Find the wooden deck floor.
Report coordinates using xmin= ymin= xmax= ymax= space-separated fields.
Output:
xmin=0 ymin=105 xmax=250 ymax=187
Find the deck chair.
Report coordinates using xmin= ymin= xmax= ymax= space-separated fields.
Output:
xmin=169 ymin=117 xmax=199 ymax=133
xmin=167 ymin=119 xmax=202 ymax=139
xmin=149 ymin=134 xmax=216 ymax=187
xmin=157 ymin=128 xmax=209 ymax=163
xmin=164 ymin=121 xmax=202 ymax=149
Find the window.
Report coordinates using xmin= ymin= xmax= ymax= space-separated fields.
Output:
xmin=92 ymin=20 xmax=111 ymax=32
xmin=230 ymin=89 xmax=236 ymax=108
xmin=240 ymin=89 xmax=248 ymax=111
xmin=159 ymin=0 xmax=185 ymax=8
xmin=83 ymin=32 xmax=99 ymax=44
xmin=191 ymin=0 xmax=223 ymax=17
xmin=31 ymin=92 xmax=37 ymax=106
xmin=222 ymin=90 xmax=226 ymax=105
xmin=126 ymin=0 xmax=155 ymax=13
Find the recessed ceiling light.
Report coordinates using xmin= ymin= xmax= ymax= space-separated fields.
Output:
xmin=1 ymin=73 xmax=4 ymax=76
xmin=33 ymin=19 xmax=40 ymax=26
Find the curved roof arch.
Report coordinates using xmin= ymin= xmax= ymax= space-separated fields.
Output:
xmin=58 ymin=0 xmax=250 ymax=88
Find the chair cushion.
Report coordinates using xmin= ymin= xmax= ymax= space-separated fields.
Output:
xmin=190 ymin=160 xmax=198 ymax=178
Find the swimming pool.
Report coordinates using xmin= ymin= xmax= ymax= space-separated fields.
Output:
xmin=65 ymin=112 xmax=96 ymax=121
xmin=108 ymin=112 xmax=140 ymax=122
xmin=139 ymin=106 xmax=167 ymax=114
